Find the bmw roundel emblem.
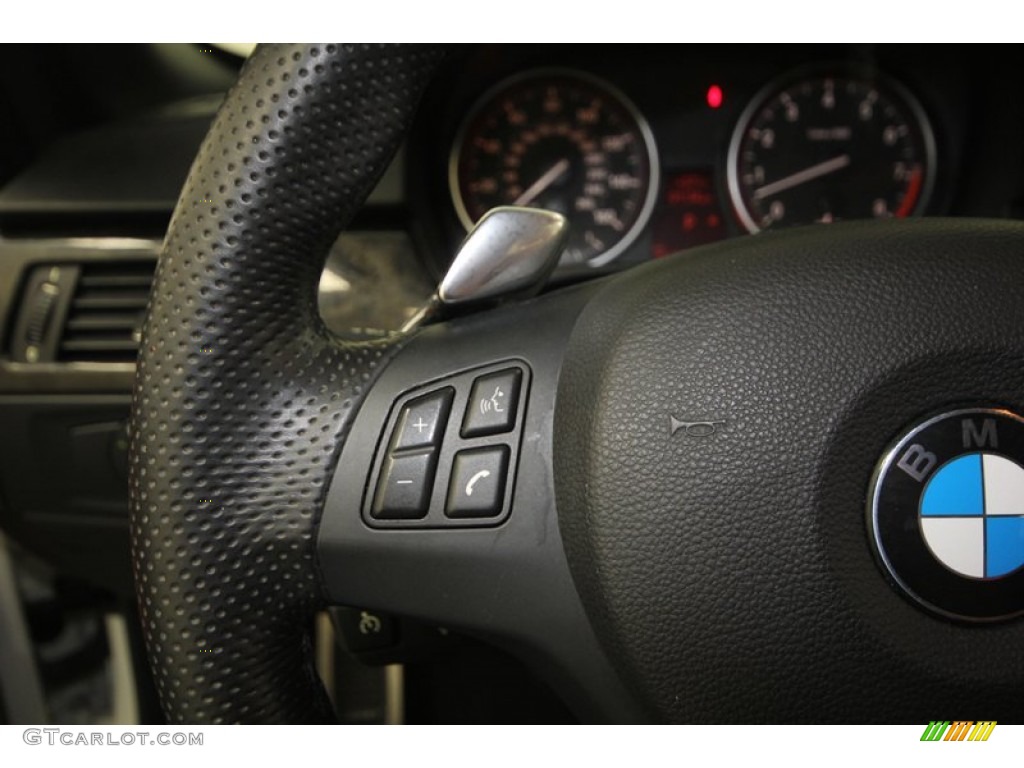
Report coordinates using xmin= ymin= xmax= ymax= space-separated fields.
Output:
xmin=869 ymin=408 xmax=1024 ymax=621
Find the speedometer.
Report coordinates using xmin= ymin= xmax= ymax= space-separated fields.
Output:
xmin=450 ymin=70 xmax=658 ymax=269
xmin=727 ymin=70 xmax=936 ymax=233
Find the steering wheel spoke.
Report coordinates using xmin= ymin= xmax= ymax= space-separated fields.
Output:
xmin=319 ymin=288 xmax=640 ymax=722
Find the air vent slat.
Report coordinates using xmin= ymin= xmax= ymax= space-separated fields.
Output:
xmin=70 ymin=292 xmax=150 ymax=310
xmin=65 ymin=313 xmax=142 ymax=332
xmin=57 ymin=260 xmax=155 ymax=363
xmin=78 ymin=273 xmax=155 ymax=289
xmin=60 ymin=339 xmax=140 ymax=352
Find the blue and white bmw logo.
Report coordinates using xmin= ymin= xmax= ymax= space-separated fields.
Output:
xmin=919 ymin=451 xmax=1024 ymax=579
xmin=869 ymin=408 xmax=1024 ymax=621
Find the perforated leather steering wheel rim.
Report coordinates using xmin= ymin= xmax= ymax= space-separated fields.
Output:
xmin=129 ymin=44 xmax=446 ymax=724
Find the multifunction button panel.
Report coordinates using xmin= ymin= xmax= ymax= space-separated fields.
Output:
xmin=364 ymin=362 xmax=529 ymax=529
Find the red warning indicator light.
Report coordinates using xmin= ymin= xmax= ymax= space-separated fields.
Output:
xmin=706 ymin=84 xmax=724 ymax=109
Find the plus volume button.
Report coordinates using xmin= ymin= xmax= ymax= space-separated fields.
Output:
xmin=392 ymin=388 xmax=454 ymax=451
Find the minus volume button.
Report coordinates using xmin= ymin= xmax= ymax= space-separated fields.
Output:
xmin=372 ymin=449 xmax=436 ymax=520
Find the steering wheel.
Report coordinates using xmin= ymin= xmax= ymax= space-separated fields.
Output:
xmin=129 ymin=44 xmax=1024 ymax=723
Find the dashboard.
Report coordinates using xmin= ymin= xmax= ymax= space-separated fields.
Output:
xmin=408 ymin=44 xmax=1024 ymax=284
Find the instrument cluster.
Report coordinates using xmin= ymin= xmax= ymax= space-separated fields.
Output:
xmin=413 ymin=45 xmax=982 ymax=283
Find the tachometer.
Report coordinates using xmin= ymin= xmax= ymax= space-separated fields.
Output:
xmin=450 ymin=70 xmax=658 ymax=269
xmin=727 ymin=70 xmax=936 ymax=233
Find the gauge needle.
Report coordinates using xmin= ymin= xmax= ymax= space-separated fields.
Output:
xmin=514 ymin=158 xmax=570 ymax=206
xmin=752 ymin=154 xmax=851 ymax=200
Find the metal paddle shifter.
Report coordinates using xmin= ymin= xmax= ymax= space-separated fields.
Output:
xmin=402 ymin=206 xmax=569 ymax=332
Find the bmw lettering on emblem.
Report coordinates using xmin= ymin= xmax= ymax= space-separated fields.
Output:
xmin=869 ymin=408 xmax=1024 ymax=621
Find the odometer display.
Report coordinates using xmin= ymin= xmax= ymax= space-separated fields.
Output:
xmin=727 ymin=71 xmax=936 ymax=233
xmin=451 ymin=71 xmax=658 ymax=268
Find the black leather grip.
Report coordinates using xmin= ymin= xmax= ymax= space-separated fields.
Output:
xmin=129 ymin=44 xmax=445 ymax=723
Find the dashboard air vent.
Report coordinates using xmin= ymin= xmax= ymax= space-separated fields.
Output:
xmin=57 ymin=261 xmax=156 ymax=363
